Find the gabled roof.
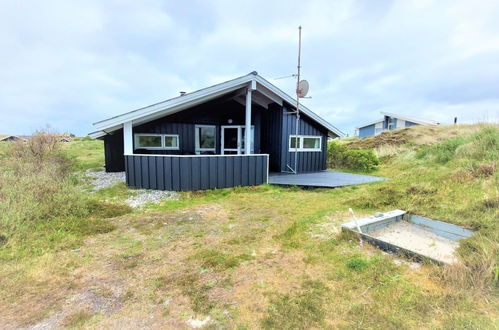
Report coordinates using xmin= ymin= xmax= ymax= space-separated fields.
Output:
xmin=90 ymin=72 xmax=344 ymax=138
xmin=0 ymin=134 xmax=24 ymax=141
xmin=355 ymin=119 xmax=383 ymax=129
xmin=380 ymin=112 xmax=440 ymax=126
xmin=356 ymin=112 xmax=440 ymax=129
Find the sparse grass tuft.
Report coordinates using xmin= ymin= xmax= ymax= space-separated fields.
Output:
xmin=261 ymin=280 xmax=328 ymax=329
xmin=346 ymin=255 xmax=372 ymax=271
xmin=63 ymin=310 xmax=94 ymax=327
xmin=191 ymin=249 xmax=253 ymax=271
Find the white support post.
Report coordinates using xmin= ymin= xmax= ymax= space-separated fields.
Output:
xmin=123 ymin=121 xmax=133 ymax=155
xmin=245 ymin=86 xmax=253 ymax=155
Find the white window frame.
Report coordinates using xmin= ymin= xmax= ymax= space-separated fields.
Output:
xmin=134 ymin=133 xmax=179 ymax=150
xmin=163 ymin=134 xmax=179 ymax=149
xmin=288 ymin=135 xmax=322 ymax=152
xmin=195 ymin=125 xmax=217 ymax=154
xmin=221 ymin=125 xmax=255 ymax=155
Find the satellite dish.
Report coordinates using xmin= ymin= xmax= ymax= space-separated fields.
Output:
xmin=297 ymin=80 xmax=309 ymax=98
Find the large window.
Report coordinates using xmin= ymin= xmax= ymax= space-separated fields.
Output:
xmin=195 ymin=125 xmax=216 ymax=154
xmin=134 ymin=134 xmax=179 ymax=150
xmin=288 ymin=135 xmax=322 ymax=152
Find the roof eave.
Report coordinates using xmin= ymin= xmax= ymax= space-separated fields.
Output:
xmin=381 ymin=111 xmax=440 ymax=126
xmin=91 ymin=72 xmax=344 ymax=138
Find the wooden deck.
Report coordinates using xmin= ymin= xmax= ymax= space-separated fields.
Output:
xmin=268 ymin=170 xmax=385 ymax=188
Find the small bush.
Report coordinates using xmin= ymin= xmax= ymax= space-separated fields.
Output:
xmin=328 ymin=141 xmax=379 ymax=172
xmin=470 ymin=163 xmax=496 ymax=178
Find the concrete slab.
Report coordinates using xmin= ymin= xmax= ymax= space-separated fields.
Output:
xmin=268 ymin=170 xmax=385 ymax=188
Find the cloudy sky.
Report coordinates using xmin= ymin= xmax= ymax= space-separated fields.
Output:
xmin=1 ymin=0 xmax=498 ymax=136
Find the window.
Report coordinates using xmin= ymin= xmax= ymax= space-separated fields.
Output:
xmin=303 ymin=137 xmax=320 ymax=149
xmin=195 ymin=125 xmax=216 ymax=154
xmin=288 ymin=135 xmax=322 ymax=152
xmin=134 ymin=134 xmax=179 ymax=150
xmin=164 ymin=135 xmax=179 ymax=149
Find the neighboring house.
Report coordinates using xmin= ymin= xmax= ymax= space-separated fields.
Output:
xmin=355 ymin=112 xmax=440 ymax=138
xmin=0 ymin=135 xmax=25 ymax=142
xmin=90 ymin=71 xmax=344 ymax=191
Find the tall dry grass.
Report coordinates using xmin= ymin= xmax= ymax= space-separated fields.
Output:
xmin=0 ymin=131 xmax=89 ymax=240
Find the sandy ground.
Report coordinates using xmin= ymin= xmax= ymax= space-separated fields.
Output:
xmin=369 ymin=221 xmax=459 ymax=264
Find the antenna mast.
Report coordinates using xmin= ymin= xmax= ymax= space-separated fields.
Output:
xmin=293 ymin=26 xmax=302 ymax=174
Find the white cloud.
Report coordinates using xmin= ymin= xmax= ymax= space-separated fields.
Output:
xmin=0 ymin=0 xmax=498 ymax=136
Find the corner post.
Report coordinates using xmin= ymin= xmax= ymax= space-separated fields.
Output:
xmin=123 ymin=121 xmax=133 ymax=155
xmin=245 ymin=80 xmax=256 ymax=154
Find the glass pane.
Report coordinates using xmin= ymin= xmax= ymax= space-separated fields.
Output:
xmin=302 ymin=137 xmax=320 ymax=149
xmin=165 ymin=136 xmax=178 ymax=148
xmin=224 ymin=128 xmax=238 ymax=149
xmin=290 ymin=136 xmax=299 ymax=149
xmin=199 ymin=127 xmax=215 ymax=149
xmin=137 ymin=135 xmax=161 ymax=147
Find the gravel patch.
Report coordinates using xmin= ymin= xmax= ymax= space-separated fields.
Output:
xmin=86 ymin=170 xmax=179 ymax=208
xmin=86 ymin=170 xmax=125 ymax=190
xmin=125 ymin=190 xmax=178 ymax=208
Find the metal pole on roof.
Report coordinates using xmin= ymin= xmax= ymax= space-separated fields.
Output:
xmin=293 ymin=26 xmax=302 ymax=174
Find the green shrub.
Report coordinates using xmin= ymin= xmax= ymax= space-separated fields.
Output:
xmin=328 ymin=141 xmax=379 ymax=172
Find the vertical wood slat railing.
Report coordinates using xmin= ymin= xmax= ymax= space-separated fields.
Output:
xmin=125 ymin=154 xmax=269 ymax=191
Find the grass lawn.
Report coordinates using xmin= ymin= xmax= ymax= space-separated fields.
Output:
xmin=0 ymin=125 xmax=497 ymax=329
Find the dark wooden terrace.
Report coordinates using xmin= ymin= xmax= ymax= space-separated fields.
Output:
xmin=268 ymin=170 xmax=385 ymax=188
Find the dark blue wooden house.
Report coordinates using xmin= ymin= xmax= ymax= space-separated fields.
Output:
xmin=90 ymin=72 xmax=343 ymax=191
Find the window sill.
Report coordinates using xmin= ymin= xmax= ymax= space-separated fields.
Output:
xmin=288 ymin=149 xmax=322 ymax=152
xmin=135 ymin=147 xmax=180 ymax=150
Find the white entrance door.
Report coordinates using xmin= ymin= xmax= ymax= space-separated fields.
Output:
xmin=221 ymin=126 xmax=254 ymax=155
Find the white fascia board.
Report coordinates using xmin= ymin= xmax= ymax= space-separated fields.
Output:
xmin=355 ymin=119 xmax=384 ymax=129
xmin=380 ymin=111 xmax=440 ymax=126
xmin=93 ymin=74 xmax=255 ymax=131
xmin=89 ymin=130 xmax=107 ymax=139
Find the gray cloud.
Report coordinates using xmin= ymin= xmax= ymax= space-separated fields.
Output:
xmin=0 ymin=0 xmax=498 ymax=136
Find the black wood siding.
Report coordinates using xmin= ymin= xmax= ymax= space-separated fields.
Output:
xmin=261 ymin=103 xmax=283 ymax=172
xmin=125 ymin=155 xmax=268 ymax=191
xmin=133 ymin=99 xmax=263 ymax=155
xmin=104 ymin=129 xmax=125 ymax=172
xmin=280 ymin=106 xmax=328 ymax=173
